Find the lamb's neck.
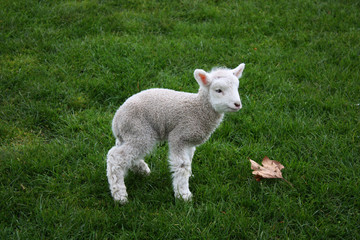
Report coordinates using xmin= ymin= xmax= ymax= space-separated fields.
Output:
xmin=196 ymin=88 xmax=223 ymax=122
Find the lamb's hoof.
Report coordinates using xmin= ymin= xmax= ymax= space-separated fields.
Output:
xmin=113 ymin=192 xmax=128 ymax=204
xmin=175 ymin=191 xmax=193 ymax=201
xmin=132 ymin=160 xmax=151 ymax=176
xmin=139 ymin=164 xmax=151 ymax=176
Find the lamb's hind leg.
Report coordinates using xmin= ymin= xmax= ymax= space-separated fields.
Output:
xmin=107 ymin=145 xmax=130 ymax=203
xmin=107 ymin=143 xmax=146 ymax=204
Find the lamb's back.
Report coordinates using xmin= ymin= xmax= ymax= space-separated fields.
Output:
xmin=114 ymin=88 xmax=199 ymax=140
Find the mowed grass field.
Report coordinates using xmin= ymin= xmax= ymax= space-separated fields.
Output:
xmin=1 ymin=0 xmax=359 ymax=239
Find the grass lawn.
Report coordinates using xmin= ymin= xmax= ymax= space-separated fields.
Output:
xmin=1 ymin=0 xmax=359 ymax=239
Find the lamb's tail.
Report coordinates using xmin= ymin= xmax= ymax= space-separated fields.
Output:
xmin=115 ymin=138 xmax=122 ymax=146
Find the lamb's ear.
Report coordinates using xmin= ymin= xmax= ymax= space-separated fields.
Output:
xmin=232 ymin=63 xmax=245 ymax=79
xmin=194 ymin=69 xmax=211 ymax=87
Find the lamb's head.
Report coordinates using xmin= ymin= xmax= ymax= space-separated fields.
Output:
xmin=194 ymin=63 xmax=245 ymax=113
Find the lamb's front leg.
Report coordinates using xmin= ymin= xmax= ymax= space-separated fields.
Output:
xmin=169 ymin=145 xmax=196 ymax=201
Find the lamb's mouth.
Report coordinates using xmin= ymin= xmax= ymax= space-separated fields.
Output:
xmin=227 ymin=107 xmax=240 ymax=112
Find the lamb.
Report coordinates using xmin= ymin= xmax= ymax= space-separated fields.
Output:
xmin=106 ymin=63 xmax=245 ymax=203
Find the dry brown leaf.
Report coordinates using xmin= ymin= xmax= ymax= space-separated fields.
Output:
xmin=249 ymin=156 xmax=293 ymax=187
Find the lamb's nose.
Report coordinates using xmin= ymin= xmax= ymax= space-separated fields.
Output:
xmin=234 ymin=102 xmax=241 ymax=108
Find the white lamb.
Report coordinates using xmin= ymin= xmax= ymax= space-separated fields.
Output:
xmin=106 ymin=63 xmax=245 ymax=203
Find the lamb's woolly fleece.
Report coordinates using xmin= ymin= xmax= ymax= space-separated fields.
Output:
xmin=106 ymin=63 xmax=245 ymax=203
xmin=112 ymin=88 xmax=223 ymax=146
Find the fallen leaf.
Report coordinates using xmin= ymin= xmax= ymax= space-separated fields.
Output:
xmin=249 ymin=156 xmax=293 ymax=187
xmin=250 ymin=156 xmax=284 ymax=180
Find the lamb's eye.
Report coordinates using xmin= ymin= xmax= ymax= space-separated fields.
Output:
xmin=215 ymin=89 xmax=222 ymax=93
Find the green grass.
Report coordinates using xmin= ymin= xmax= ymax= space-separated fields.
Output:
xmin=1 ymin=0 xmax=359 ymax=239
